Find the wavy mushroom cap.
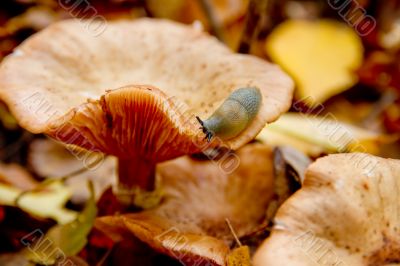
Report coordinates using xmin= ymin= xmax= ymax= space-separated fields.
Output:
xmin=96 ymin=143 xmax=275 ymax=265
xmin=0 ymin=18 xmax=293 ymax=155
xmin=46 ymin=85 xmax=205 ymax=161
xmin=253 ymin=153 xmax=400 ymax=266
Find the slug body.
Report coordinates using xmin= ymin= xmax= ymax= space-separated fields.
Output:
xmin=196 ymin=87 xmax=262 ymax=141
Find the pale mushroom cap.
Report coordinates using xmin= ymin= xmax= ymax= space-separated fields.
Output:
xmin=28 ymin=138 xmax=116 ymax=202
xmin=0 ymin=18 xmax=293 ymax=151
xmin=96 ymin=143 xmax=275 ymax=265
xmin=253 ymin=153 xmax=400 ymax=266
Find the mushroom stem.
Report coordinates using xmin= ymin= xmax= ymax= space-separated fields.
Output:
xmin=116 ymin=157 xmax=156 ymax=201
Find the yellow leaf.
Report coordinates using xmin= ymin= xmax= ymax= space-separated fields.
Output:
xmin=227 ymin=246 xmax=251 ymax=266
xmin=23 ymin=182 xmax=96 ymax=265
xmin=258 ymin=113 xmax=395 ymax=156
xmin=266 ymin=19 xmax=363 ymax=104
xmin=146 ymin=0 xmax=186 ymax=19
xmin=0 ymin=181 xmax=77 ymax=224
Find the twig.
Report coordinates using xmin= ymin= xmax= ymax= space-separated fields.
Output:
xmin=199 ymin=0 xmax=225 ymax=42
xmin=96 ymin=247 xmax=113 ymax=266
xmin=238 ymin=0 xmax=260 ymax=53
xmin=238 ymin=0 xmax=282 ymax=54
xmin=225 ymin=218 xmax=242 ymax=247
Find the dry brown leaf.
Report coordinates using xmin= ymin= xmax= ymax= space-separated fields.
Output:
xmin=147 ymin=0 xmax=248 ymax=28
xmin=5 ymin=6 xmax=59 ymax=34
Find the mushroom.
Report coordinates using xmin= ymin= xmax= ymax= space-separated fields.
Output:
xmin=28 ymin=138 xmax=116 ymax=203
xmin=0 ymin=18 xmax=293 ymax=204
xmin=0 ymin=162 xmax=37 ymax=191
xmin=253 ymin=153 xmax=400 ymax=266
xmin=96 ymin=143 xmax=275 ymax=265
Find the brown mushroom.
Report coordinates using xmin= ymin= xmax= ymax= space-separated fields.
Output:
xmin=253 ymin=153 xmax=400 ymax=266
xmin=0 ymin=18 xmax=293 ymax=204
xmin=97 ymin=143 xmax=275 ymax=265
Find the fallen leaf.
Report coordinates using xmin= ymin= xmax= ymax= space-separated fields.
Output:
xmin=0 ymin=162 xmax=77 ymax=224
xmin=29 ymin=138 xmax=116 ymax=203
xmin=258 ymin=112 xmax=395 ymax=156
xmin=16 ymin=181 xmax=77 ymax=224
xmin=265 ymin=147 xmax=307 ymax=222
xmin=23 ymin=182 xmax=96 ymax=265
xmin=357 ymin=51 xmax=400 ymax=90
xmin=0 ymin=102 xmax=18 ymax=130
xmin=146 ymin=0 xmax=188 ymax=20
xmin=146 ymin=0 xmax=248 ymax=29
xmin=227 ymin=245 xmax=251 ymax=266
xmin=0 ymin=252 xmax=30 ymax=266
xmin=274 ymin=146 xmax=311 ymax=183
xmin=266 ymin=19 xmax=363 ymax=104
xmin=5 ymin=6 xmax=59 ymax=34
xmin=0 ymin=205 xmax=55 ymax=252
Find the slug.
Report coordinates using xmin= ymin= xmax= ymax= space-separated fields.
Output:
xmin=196 ymin=87 xmax=262 ymax=142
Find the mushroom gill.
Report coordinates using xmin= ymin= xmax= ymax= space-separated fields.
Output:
xmin=47 ymin=85 xmax=204 ymax=195
xmin=253 ymin=153 xmax=400 ymax=266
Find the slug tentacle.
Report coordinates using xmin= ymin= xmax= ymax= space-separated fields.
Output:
xmin=196 ymin=87 xmax=262 ymax=142
xmin=196 ymin=116 xmax=214 ymax=141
